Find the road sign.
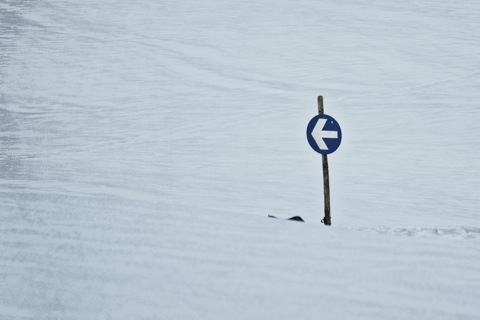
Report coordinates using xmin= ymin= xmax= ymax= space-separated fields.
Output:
xmin=307 ymin=114 xmax=342 ymax=154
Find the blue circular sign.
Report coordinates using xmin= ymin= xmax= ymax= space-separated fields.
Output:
xmin=306 ymin=114 xmax=342 ymax=154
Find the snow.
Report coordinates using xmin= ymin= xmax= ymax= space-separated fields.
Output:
xmin=1 ymin=0 xmax=480 ymax=319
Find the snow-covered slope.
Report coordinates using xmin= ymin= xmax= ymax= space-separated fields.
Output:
xmin=1 ymin=0 xmax=479 ymax=319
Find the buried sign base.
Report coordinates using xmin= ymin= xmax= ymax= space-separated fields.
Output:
xmin=321 ymin=217 xmax=331 ymax=225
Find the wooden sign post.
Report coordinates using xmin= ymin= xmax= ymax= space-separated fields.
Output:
xmin=306 ymin=96 xmax=341 ymax=225
xmin=317 ymin=96 xmax=332 ymax=225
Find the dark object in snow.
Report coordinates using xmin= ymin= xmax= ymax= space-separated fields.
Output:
xmin=268 ymin=215 xmax=304 ymax=222
xmin=288 ymin=216 xmax=304 ymax=222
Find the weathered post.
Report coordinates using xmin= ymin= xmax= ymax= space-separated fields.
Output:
xmin=317 ymin=96 xmax=331 ymax=225
xmin=306 ymin=96 xmax=341 ymax=225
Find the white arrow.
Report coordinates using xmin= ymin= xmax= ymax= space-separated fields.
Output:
xmin=312 ymin=118 xmax=338 ymax=150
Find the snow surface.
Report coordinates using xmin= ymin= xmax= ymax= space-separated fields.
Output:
xmin=1 ymin=0 xmax=479 ymax=319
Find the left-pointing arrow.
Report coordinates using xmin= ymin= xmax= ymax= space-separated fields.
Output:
xmin=312 ymin=118 xmax=338 ymax=150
